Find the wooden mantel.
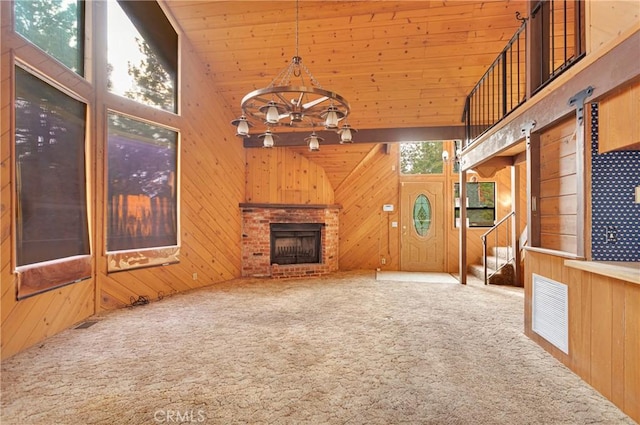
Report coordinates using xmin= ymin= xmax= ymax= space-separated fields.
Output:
xmin=239 ymin=203 xmax=342 ymax=210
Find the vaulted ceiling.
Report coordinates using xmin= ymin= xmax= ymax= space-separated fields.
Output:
xmin=165 ymin=1 xmax=526 ymax=144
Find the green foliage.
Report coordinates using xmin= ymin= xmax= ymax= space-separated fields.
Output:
xmin=125 ymin=38 xmax=175 ymax=112
xmin=14 ymin=0 xmax=82 ymax=73
xmin=400 ymin=142 xmax=444 ymax=174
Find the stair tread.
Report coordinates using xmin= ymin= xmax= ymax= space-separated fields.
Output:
xmin=490 ymin=246 xmax=513 ymax=259
xmin=484 ymin=255 xmax=510 ymax=267
xmin=467 ymin=262 xmax=516 ymax=285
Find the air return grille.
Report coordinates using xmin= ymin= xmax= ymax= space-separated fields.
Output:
xmin=532 ymin=274 xmax=569 ymax=354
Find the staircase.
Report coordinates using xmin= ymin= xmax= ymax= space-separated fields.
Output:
xmin=468 ymin=246 xmax=518 ymax=286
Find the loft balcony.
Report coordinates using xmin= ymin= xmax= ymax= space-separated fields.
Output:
xmin=459 ymin=0 xmax=638 ymax=172
xmin=462 ymin=0 xmax=586 ymax=145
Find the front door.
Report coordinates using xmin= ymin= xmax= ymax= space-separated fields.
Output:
xmin=400 ymin=181 xmax=445 ymax=271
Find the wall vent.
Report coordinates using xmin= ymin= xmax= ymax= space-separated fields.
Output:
xmin=532 ymin=274 xmax=569 ymax=354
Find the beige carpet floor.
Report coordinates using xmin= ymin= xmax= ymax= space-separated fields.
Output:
xmin=1 ymin=271 xmax=634 ymax=425
xmin=376 ymin=271 xmax=459 ymax=284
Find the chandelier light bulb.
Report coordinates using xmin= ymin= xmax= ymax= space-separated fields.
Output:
xmin=325 ymin=108 xmax=338 ymax=129
xmin=266 ymin=102 xmax=280 ymax=124
xmin=305 ymin=131 xmax=323 ymax=151
xmin=338 ymin=123 xmax=357 ymax=143
xmin=309 ymin=137 xmax=320 ymax=151
xmin=340 ymin=128 xmax=352 ymax=143
xmin=230 ymin=115 xmax=252 ymax=138
xmin=237 ymin=119 xmax=249 ymax=136
xmin=263 ymin=132 xmax=274 ymax=148
xmin=258 ymin=129 xmax=276 ymax=148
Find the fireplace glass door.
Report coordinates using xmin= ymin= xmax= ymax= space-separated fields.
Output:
xmin=270 ymin=223 xmax=322 ymax=265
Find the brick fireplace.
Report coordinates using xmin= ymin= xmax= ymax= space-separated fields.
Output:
xmin=240 ymin=203 xmax=340 ymax=278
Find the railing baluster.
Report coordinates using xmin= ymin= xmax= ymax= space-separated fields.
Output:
xmin=502 ymin=51 xmax=508 ymax=117
xmin=551 ymin=0 xmax=555 ymax=75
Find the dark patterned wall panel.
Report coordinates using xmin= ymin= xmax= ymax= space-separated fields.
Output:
xmin=591 ymin=104 xmax=640 ymax=261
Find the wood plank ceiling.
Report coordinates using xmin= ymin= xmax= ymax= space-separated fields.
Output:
xmin=165 ymin=1 xmax=526 ymax=145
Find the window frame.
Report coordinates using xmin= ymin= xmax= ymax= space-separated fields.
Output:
xmin=101 ymin=0 xmax=181 ymax=272
xmin=104 ymin=109 xmax=181 ymax=273
xmin=12 ymin=60 xmax=93 ymax=299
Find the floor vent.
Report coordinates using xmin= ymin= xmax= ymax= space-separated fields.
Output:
xmin=74 ymin=321 xmax=98 ymax=330
xmin=532 ymin=274 xmax=568 ymax=354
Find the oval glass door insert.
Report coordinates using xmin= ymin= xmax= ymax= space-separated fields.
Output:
xmin=413 ymin=194 xmax=432 ymax=236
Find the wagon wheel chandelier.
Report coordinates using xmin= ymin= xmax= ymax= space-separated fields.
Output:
xmin=231 ymin=0 xmax=356 ymax=150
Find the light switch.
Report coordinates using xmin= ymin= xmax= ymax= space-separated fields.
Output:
xmin=391 ymin=221 xmax=398 ymax=228
xmin=383 ymin=204 xmax=394 ymax=212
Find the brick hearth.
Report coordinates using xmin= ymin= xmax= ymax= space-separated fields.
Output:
xmin=240 ymin=203 xmax=340 ymax=278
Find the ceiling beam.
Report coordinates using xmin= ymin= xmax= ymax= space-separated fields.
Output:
xmin=242 ymin=126 xmax=465 ymax=148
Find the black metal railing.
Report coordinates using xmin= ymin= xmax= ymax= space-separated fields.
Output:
xmin=463 ymin=0 xmax=585 ymax=146
xmin=463 ymin=22 xmax=527 ymax=141
xmin=481 ymin=211 xmax=515 ymax=285
xmin=529 ymin=0 xmax=585 ymax=94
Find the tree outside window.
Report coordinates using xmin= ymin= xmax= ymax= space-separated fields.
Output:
xmin=400 ymin=142 xmax=444 ymax=174
xmin=14 ymin=0 xmax=84 ymax=74
xmin=14 ymin=67 xmax=89 ymax=266
xmin=107 ymin=113 xmax=178 ymax=252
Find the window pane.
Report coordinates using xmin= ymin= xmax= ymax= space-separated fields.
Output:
xmin=15 ymin=67 xmax=89 ymax=265
xmin=467 ymin=182 xmax=495 ymax=209
xmin=453 ymin=140 xmax=461 ymax=173
xmin=14 ymin=0 xmax=84 ymax=74
xmin=107 ymin=0 xmax=177 ymax=112
xmin=400 ymin=142 xmax=444 ymax=174
xmin=413 ymin=194 xmax=432 ymax=236
xmin=454 ymin=182 xmax=496 ymax=227
xmin=107 ymin=113 xmax=178 ymax=252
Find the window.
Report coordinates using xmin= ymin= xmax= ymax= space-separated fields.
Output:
xmin=454 ymin=182 xmax=496 ymax=227
xmin=14 ymin=0 xmax=84 ymax=74
xmin=413 ymin=194 xmax=432 ymax=236
xmin=400 ymin=141 xmax=444 ymax=174
xmin=107 ymin=113 xmax=178 ymax=252
xmin=14 ymin=66 xmax=89 ymax=266
xmin=107 ymin=0 xmax=178 ymax=112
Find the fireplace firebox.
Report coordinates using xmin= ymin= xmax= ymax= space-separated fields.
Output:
xmin=270 ymin=223 xmax=323 ymax=265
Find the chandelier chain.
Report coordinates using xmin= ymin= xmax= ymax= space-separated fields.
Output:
xmin=295 ymin=0 xmax=299 ymax=59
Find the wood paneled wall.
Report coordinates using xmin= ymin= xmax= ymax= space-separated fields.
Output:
xmin=538 ymin=117 xmax=578 ymax=254
xmin=99 ymin=41 xmax=246 ymax=310
xmin=335 ymin=143 xmax=400 ymax=271
xmin=1 ymin=3 xmax=246 ymax=358
xmin=525 ymin=251 xmax=640 ymax=422
xmin=598 ymin=79 xmax=640 ymax=153
xmin=587 ymin=1 xmax=640 ymax=53
xmin=245 ymin=147 xmax=334 ymax=205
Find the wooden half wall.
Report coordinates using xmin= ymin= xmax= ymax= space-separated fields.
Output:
xmin=525 ymin=251 xmax=640 ymax=422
